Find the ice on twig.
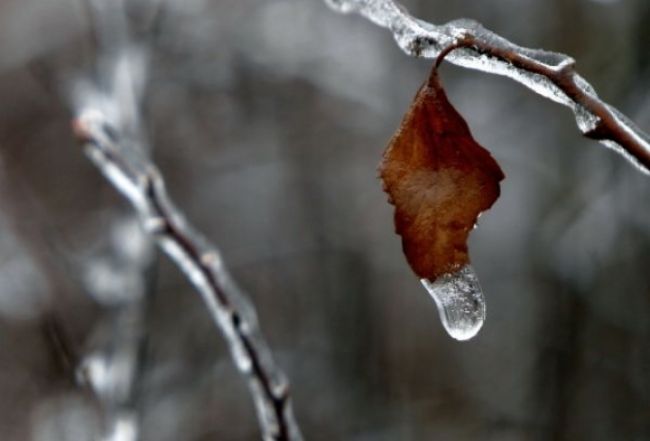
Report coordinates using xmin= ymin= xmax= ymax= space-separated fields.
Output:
xmin=71 ymin=107 xmax=303 ymax=440
xmin=325 ymin=0 xmax=650 ymax=174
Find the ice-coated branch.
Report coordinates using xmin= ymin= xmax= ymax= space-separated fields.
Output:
xmin=71 ymin=111 xmax=302 ymax=441
xmin=325 ymin=0 xmax=650 ymax=174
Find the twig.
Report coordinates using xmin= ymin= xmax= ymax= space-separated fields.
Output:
xmin=71 ymin=111 xmax=303 ymax=441
xmin=325 ymin=0 xmax=650 ymax=174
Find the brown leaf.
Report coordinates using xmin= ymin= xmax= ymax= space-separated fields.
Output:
xmin=379 ymin=67 xmax=505 ymax=280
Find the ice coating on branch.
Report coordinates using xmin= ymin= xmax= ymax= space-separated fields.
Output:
xmin=601 ymin=106 xmax=650 ymax=173
xmin=72 ymin=109 xmax=303 ymax=441
xmin=327 ymin=0 xmax=454 ymax=56
xmin=421 ymin=265 xmax=486 ymax=341
xmin=325 ymin=0 xmax=650 ymax=175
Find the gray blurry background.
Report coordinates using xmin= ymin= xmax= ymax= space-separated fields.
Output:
xmin=0 ymin=0 xmax=649 ymax=439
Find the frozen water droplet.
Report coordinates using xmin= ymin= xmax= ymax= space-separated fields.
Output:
xmin=421 ymin=264 xmax=486 ymax=341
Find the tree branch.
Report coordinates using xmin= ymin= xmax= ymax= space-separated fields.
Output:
xmin=72 ymin=3 xmax=156 ymax=440
xmin=326 ymin=0 xmax=650 ymax=174
xmin=71 ymin=110 xmax=302 ymax=441
xmin=78 ymin=215 xmax=155 ymax=441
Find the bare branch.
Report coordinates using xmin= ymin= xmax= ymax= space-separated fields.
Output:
xmin=325 ymin=0 xmax=650 ymax=174
xmin=72 ymin=3 xmax=155 ymax=440
xmin=71 ymin=111 xmax=303 ymax=441
xmin=78 ymin=215 xmax=154 ymax=441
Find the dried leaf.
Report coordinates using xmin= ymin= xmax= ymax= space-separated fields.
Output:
xmin=379 ymin=67 xmax=505 ymax=280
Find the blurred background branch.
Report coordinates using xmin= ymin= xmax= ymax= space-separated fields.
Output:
xmin=72 ymin=2 xmax=155 ymax=441
xmin=72 ymin=102 xmax=302 ymax=440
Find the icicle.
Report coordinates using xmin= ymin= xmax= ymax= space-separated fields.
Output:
xmin=421 ymin=264 xmax=486 ymax=341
